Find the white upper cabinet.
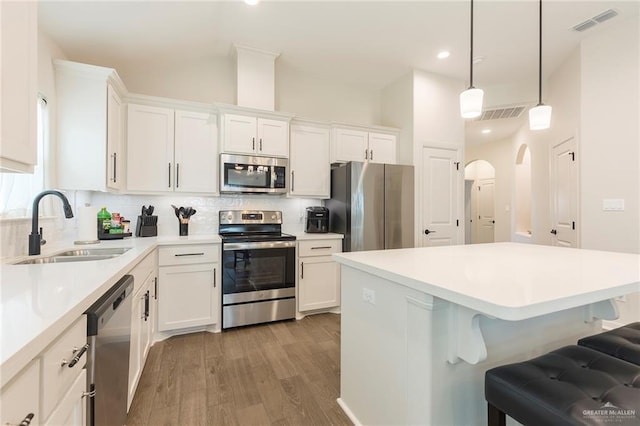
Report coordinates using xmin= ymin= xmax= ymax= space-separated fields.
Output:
xmin=127 ymin=102 xmax=217 ymax=194
xmin=0 ymin=1 xmax=37 ymax=173
xmin=332 ymin=126 xmax=398 ymax=164
xmin=55 ymin=59 xmax=127 ymax=191
xmin=222 ymin=113 xmax=289 ymax=157
xmin=332 ymin=128 xmax=368 ymax=163
xmin=127 ymin=104 xmax=174 ymax=193
xmin=367 ymin=132 xmax=397 ymax=164
xmin=289 ymin=123 xmax=330 ymax=198
xmin=174 ymin=110 xmax=218 ymax=193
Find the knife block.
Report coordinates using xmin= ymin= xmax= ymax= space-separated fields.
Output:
xmin=135 ymin=215 xmax=158 ymax=237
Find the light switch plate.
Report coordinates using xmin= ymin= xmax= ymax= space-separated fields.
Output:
xmin=602 ymin=199 xmax=625 ymax=211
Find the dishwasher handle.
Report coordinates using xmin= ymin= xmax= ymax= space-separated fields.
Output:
xmin=85 ymin=275 xmax=134 ymax=337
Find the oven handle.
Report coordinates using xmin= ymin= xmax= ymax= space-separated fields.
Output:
xmin=223 ymin=241 xmax=296 ymax=250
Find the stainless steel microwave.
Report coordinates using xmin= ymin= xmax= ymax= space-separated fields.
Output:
xmin=220 ymin=153 xmax=288 ymax=194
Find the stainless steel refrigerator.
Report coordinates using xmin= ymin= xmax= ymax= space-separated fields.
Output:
xmin=327 ymin=162 xmax=414 ymax=252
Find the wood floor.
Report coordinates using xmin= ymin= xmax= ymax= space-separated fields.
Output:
xmin=126 ymin=313 xmax=352 ymax=426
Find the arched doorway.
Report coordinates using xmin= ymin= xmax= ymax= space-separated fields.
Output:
xmin=464 ymin=160 xmax=495 ymax=244
xmin=515 ymin=144 xmax=532 ymax=240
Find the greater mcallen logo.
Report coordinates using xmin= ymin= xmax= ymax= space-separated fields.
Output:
xmin=583 ymin=402 xmax=637 ymax=423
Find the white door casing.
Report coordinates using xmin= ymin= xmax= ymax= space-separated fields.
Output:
xmin=550 ymin=137 xmax=578 ymax=248
xmin=421 ymin=147 xmax=461 ymax=246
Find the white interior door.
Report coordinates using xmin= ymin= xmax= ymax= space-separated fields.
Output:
xmin=550 ymin=138 xmax=578 ymax=247
xmin=477 ymin=178 xmax=495 ymax=243
xmin=421 ymin=147 xmax=460 ymax=246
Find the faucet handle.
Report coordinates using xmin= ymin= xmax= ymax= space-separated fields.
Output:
xmin=39 ymin=227 xmax=46 ymax=246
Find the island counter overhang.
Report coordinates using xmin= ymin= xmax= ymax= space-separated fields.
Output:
xmin=333 ymin=243 xmax=640 ymax=425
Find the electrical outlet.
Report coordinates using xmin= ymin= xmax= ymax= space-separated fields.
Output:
xmin=363 ymin=288 xmax=376 ymax=305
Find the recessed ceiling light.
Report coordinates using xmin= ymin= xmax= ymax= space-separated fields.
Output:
xmin=481 ymin=129 xmax=492 ymax=134
xmin=245 ymin=0 xmax=259 ymax=5
xmin=437 ymin=51 xmax=450 ymax=59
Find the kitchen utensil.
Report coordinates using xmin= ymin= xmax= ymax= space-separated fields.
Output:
xmin=171 ymin=205 xmax=180 ymax=219
xmin=147 ymin=205 xmax=154 ymax=215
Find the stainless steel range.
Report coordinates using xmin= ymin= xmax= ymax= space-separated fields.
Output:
xmin=219 ymin=210 xmax=296 ymax=329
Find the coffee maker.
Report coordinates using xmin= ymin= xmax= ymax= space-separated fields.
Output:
xmin=305 ymin=206 xmax=329 ymax=233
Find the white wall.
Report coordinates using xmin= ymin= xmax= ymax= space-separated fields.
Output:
xmin=580 ymin=16 xmax=639 ymax=255
xmin=381 ymin=72 xmax=414 ymax=165
xmin=465 ymin=139 xmax=512 ymax=243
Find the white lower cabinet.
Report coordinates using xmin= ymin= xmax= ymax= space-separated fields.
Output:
xmin=0 ymin=359 xmax=40 ymax=426
xmin=127 ymin=251 xmax=158 ymax=410
xmin=298 ymin=239 xmax=342 ymax=312
xmin=1 ymin=317 xmax=88 ymax=426
xmin=157 ymin=244 xmax=220 ymax=332
xmin=43 ymin=369 xmax=86 ymax=426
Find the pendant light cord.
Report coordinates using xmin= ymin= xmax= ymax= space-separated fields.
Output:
xmin=469 ymin=0 xmax=474 ymax=89
xmin=538 ymin=0 xmax=542 ymax=105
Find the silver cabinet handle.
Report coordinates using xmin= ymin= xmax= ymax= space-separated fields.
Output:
xmin=176 ymin=163 xmax=180 ymax=188
xmin=174 ymin=252 xmax=205 ymax=257
xmin=112 ymin=152 xmax=117 ymax=183
xmin=311 ymin=246 xmax=332 ymax=250
xmin=168 ymin=163 xmax=172 ymax=188
xmin=61 ymin=343 xmax=89 ymax=368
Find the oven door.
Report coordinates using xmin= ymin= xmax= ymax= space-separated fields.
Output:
xmin=220 ymin=154 xmax=288 ymax=194
xmin=222 ymin=240 xmax=296 ymax=304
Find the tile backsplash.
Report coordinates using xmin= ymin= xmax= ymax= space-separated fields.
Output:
xmin=1 ymin=191 xmax=324 ymax=258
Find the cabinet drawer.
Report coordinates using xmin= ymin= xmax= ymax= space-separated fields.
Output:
xmin=298 ymin=239 xmax=342 ymax=257
xmin=1 ymin=359 xmax=40 ymax=426
xmin=159 ymin=244 xmax=219 ymax=266
xmin=43 ymin=369 xmax=86 ymax=426
xmin=41 ymin=317 xmax=87 ymax=420
xmin=130 ymin=250 xmax=157 ymax=295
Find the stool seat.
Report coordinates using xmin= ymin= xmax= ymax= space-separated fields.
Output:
xmin=485 ymin=345 xmax=640 ymax=426
xmin=579 ymin=322 xmax=640 ymax=366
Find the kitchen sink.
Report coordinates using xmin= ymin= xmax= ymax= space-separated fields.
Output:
xmin=13 ymin=247 xmax=131 ymax=265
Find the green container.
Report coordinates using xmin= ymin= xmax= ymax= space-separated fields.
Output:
xmin=97 ymin=206 xmax=111 ymax=236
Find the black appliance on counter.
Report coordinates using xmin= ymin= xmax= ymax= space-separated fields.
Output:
xmin=305 ymin=206 xmax=329 ymax=233
xmin=219 ymin=210 xmax=296 ymax=329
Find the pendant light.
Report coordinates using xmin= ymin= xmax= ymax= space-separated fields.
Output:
xmin=460 ymin=0 xmax=484 ymax=119
xmin=529 ymin=0 xmax=552 ymax=130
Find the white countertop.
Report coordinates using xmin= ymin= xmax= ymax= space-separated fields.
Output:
xmin=0 ymin=235 xmax=221 ymax=387
xmin=334 ymin=242 xmax=640 ymax=321
xmin=293 ymin=232 xmax=344 ymax=240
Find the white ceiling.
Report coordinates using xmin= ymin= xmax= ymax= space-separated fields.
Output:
xmin=38 ymin=0 xmax=639 ymax=145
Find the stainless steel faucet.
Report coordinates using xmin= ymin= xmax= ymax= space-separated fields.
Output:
xmin=29 ymin=190 xmax=74 ymax=256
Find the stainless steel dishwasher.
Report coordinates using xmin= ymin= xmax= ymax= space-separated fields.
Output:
xmin=85 ymin=275 xmax=133 ymax=426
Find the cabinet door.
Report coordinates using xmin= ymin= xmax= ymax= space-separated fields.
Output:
xmin=333 ymin=128 xmax=368 ymax=163
xmin=290 ymin=125 xmax=330 ymax=198
xmin=106 ymin=84 xmax=123 ymax=190
xmin=0 ymin=1 xmax=37 ymax=173
xmin=174 ymin=110 xmax=218 ymax=193
xmin=298 ymin=256 xmax=340 ymax=312
xmin=128 ymin=285 xmax=143 ymax=409
xmin=127 ymin=104 xmax=175 ymax=192
xmin=223 ymin=114 xmax=256 ymax=155
xmin=0 ymin=359 xmax=40 ymax=426
xmin=158 ymin=264 xmax=218 ymax=331
xmin=257 ymin=118 xmax=289 ymax=157
xmin=43 ymin=369 xmax=86 ymax=426
xmin=368 ymin=132 xmax=397 ymax=164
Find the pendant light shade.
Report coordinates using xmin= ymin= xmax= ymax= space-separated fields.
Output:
xmin=528 ymin=104 xmax=552 ymax=130
xmin=529 ymin=0 xmax=551 ymax=130
xmin=460 ymin=0 xmax=483 ymax=119
xmin=460 ymin=88 xmax=484 ymax=118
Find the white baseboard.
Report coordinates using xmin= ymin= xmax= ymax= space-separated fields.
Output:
xmin=337 ymin=397 xmax=362 ymax=426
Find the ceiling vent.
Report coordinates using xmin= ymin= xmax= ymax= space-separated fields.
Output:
xmin=475 ymin=105 xmax=526 ymax=121
xmin=571 ymin=9 xmax=618 ymax=32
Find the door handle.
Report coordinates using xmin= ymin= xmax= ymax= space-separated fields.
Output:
xmin=370 ymin=149 xmax=374 ymax=161
xmin=252 ymin=137 xmax=255 ymax=150
xmin=168 ymin=163 xmax=171 ymax=188
xmin=154 ymin=276 xmax=158 ymax=300
xmin=424 ymin=229 xmax=436 ymax=235
xmin=259 ymin=138 xmax=263 ymax=151
xmin=550 ymin=229 xmax=557 ymax=235
xmin=176 ymin=163 xmax=180 ymax=188
xmin=365 ymin=149 xmax=369 ymax=160
xmin=301 ymin=261 xmax=304 ymax=279
xmin=291 ymin=170 xmax=295 ymax=192
xmin=112 ymin=152 xmax=117 ymax=183
xmin=213 ymin=268 xmax=216 ymax=288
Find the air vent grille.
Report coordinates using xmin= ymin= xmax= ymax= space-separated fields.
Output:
xmin=571 ymin=9 xmax=618 ymax=32
xmin=476 ymin=106 xmax=526 ymax=121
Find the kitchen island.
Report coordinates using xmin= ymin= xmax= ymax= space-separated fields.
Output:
xmin=333 ymin=243 xmax=640 ymax=425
